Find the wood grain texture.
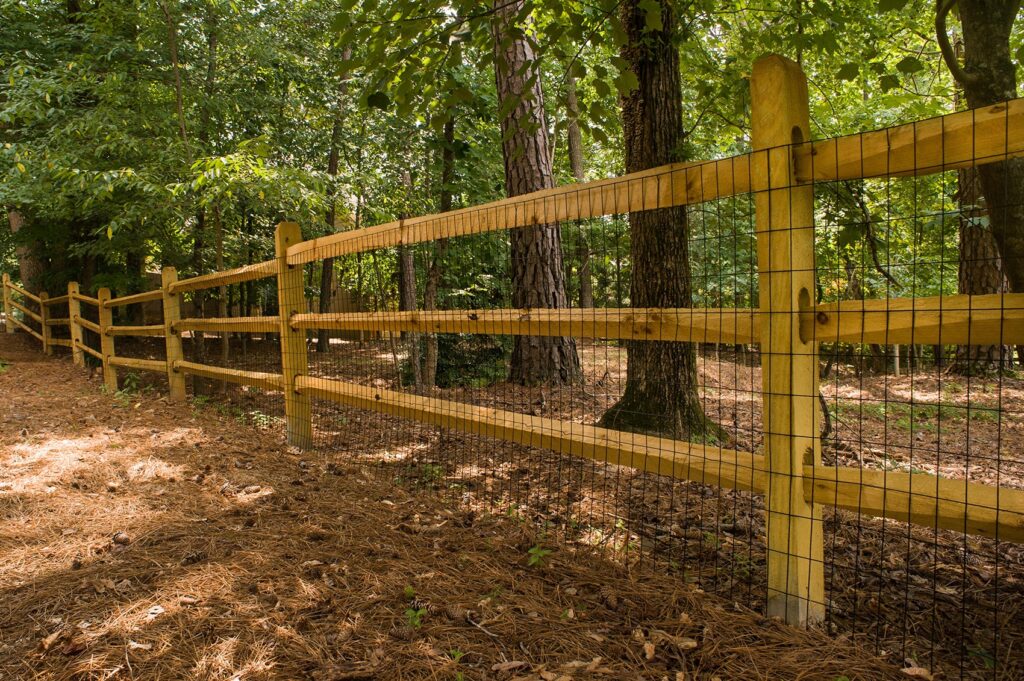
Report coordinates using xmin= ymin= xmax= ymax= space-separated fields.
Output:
xmin=175 ymin=316 xmax=280 ymax=333
xmin=68 ymin=282 xmax=84 ymax=366
xmin=275 ymin=222 xmax=313 ymax=449
xmin=286 ymin=99 xmax=1024 ymax=265
xmin=103 ymin=288 xmax=163 ymax=308
xmin=169 ymin=259 xmax=276 ymax=294
xmin=752 ymin=54 xmax=824 ymax=626
xmin=174 ymin=359 xmax=283 ymax=391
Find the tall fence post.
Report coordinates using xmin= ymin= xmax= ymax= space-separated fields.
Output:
xmin=68 ymin=282 xmax=84 ymax=366
xmin=275 ymin=221 xmax=313 ymax=449
xmin=751 ymin=54 xmax=824 ymax=627
xmin=96 ymin=287 xmax=118 ymax=391
xmin=39 ymin=292 xmax=52 ymax=354
xmin=2 ymin=274 xmax=13 ymax=333
xmin=162 ymin=266 xmax=187 ymax=401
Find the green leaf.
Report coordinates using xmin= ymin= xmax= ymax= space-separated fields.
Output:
xmin=837 ymin=63 xmax=860 ymax=81
xmin=879 ymin=74 xmax=900 ymax=92
xmin=895 ymin=56 xmax=924 ymax=74
xmin=638 ymin=0 xmax=663 ymax=31
xmin=16 ymin=162 xmax=26 ymax=173
xmin=614 ymin=70 xmax=639 ymax=95
xmin=366 ymin=91 xmax=390 ymax=110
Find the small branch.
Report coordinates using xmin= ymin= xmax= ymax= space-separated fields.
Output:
xmin=935 ymin=0 xmax=979 ymax=87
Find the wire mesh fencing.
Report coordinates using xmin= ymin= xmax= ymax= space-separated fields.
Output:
xmin=3 ymin=57 xmax=1024 ymax=680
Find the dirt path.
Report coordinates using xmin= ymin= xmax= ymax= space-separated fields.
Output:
xmin=0 ymin=333 xmax=905 ymax=680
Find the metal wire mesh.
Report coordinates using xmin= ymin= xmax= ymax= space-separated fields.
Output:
xmin=4 ymin=94 xmax=1023 ymax=681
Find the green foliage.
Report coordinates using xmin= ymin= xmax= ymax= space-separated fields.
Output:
xmin=404 ymin=606 xmax=427 ymax=629
xmin=403 ymin=334 xmax=511 ymax=388
xmin=526 ymin=544 xmax=552 ymax=568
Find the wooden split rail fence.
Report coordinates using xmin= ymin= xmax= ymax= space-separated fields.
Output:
xmin=3 ymin=56 xmax=1024 ymax=628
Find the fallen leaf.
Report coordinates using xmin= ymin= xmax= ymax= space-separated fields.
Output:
xmin=643 ymin=641 xmax=656 ymax=661
xmin=40 ymin=628 xmax=66 ymax=651
xmin=902 ymin=668 xmax=933 ymax=680
xmin=492 ymin=660 xmax=530 ymax=672
xmin=145 ymin=605 xmax=165 ymax=621
xmin=128 ymin=640 xmax=152 ymax=651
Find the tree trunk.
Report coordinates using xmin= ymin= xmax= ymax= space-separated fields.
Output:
xmin=943 ymin=0 xmax=1024 ymax=292
xmin=7 ymin=210 xmax=45 ymax=294
xmin=492 ymin=0 xmax=581 ymax=385
xmin=318 ymin=47 xmax=352 ymax=353
xmin=597 ymin=0 xmax=719 ymax=441
xmin=566 ymin=73 xmax=594 ymax=309
xmin=192 ymin=209 xmax=208 ymax=385
xmin=952 ymin=167 xmax=1011 ymax=373
xmin=214 ymin=205 xmax=229 ymax=369
xmin=943 ymin=30 xmax=1014 ymax=373
xmin=422 ymin=118 xmax=455 ymax=388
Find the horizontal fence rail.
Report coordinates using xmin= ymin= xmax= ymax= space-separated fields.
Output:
xmin=286 ymin=99 xmax=1024 ymax=265
xmin=104 ymin=289 xmax=163 ymax=308
xmin=168 ymin=259 xmax=276 ymax=294
xmin=288 ymin=293 xmax=1024 ymax=347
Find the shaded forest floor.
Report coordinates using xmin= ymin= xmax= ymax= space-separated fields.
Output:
xmin=101 ymin=334 xmax=1024 ymax=678
xmin=0 ymin=332 xmax=908 ymax=680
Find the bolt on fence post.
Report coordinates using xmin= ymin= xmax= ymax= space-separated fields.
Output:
xmin=96 ymin=287 xmax=118 ymax=391
xmin=275 ymin=221 xmax=313 ymax=449
xmin=751 ymin=54 xmax=824 ymax=627
xmin=2 ymin=274 xmax=13 ymax=333
xmin=161 ymin=266 xmax=187 ymax=401
xmin=68 ymin=282 xmax=84 ymax=366
xmin=39 ymin=291 xmax=52 ymax=354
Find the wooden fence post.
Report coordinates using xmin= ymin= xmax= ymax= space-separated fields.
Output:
xmin=751 ymin=54 xmax=824 ymax=627
xmin=96 ymin=287 xmax=118 ymax=391
xmin=2 ymin=274 xmax=13 ymax=333
xmin=68 ymin=282 xmax=84 ymax=366
xmin=39 ymin=292 xmax=52 ymax=354
xmin=275 ymin=221 xmax=313 ymax=449
xmin=162 ymin=267 xmax=187 ymax=401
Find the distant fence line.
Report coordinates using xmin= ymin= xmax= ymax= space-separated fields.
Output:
xmin=4 ymin=55 xmax=1024 ymax=630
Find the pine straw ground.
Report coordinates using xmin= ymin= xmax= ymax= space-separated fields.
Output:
xmin=0 ymin=333 xmax=905 ymax=681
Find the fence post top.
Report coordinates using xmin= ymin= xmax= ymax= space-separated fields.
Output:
xmin=2 ymin=273 xmax=9 ymax=283
xmin=275 ymin=221 xmax=302 ymax=250
xmin=752 ymin=53 xmax=802 ymax=75
xmin=67 ymin=281 xmax=79 ymax=292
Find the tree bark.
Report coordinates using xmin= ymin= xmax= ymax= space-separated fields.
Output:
xmin=318 ymin=46 xmax=352 ymax=353
xmin=492 ymin=0 xmax=581 ymax=385
xmin=952 ymin=166 xmax=1011 ymax=373
xmin=939 ymin=0 xmax=1024 ymax=292
xmin=7 ymin=210 xmax=45 ymax=294
xmin=566 ymin=73 xmax=594 ymax=309
xmin=422 ymin=118 xmax=455 ymax=388
xmin=941 ymin=32 xmax=1014 ymax=374
xmin=597 ymin=0 xmax=719 ymax=441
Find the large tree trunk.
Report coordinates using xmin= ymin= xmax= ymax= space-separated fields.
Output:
xmin=952 ymin=167 xmax=1011 ymax=373
xmin=214 ymin=205 xmax=229 ymax=368
xmin=566 ymin=73 xmax=594 ymax=309
xmin=492 ymin=0 xmax=580 ymax=385
xmin=422 ymin=118 xmax=455 ymax=388
xmin=941 ymin=0 xmax=1024 ymax=292
xmin=598 ymin=0 xmax=719 ymax=441
xmin=318 ymin=47 xmax=352 ymax=353
xmin=8 ymin=210 xmax=45 ymax=294
xmin=397 ymin=171 xmax=422 ymax=387
xmin=942 ymin=29 xmax=1014 ymax=372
